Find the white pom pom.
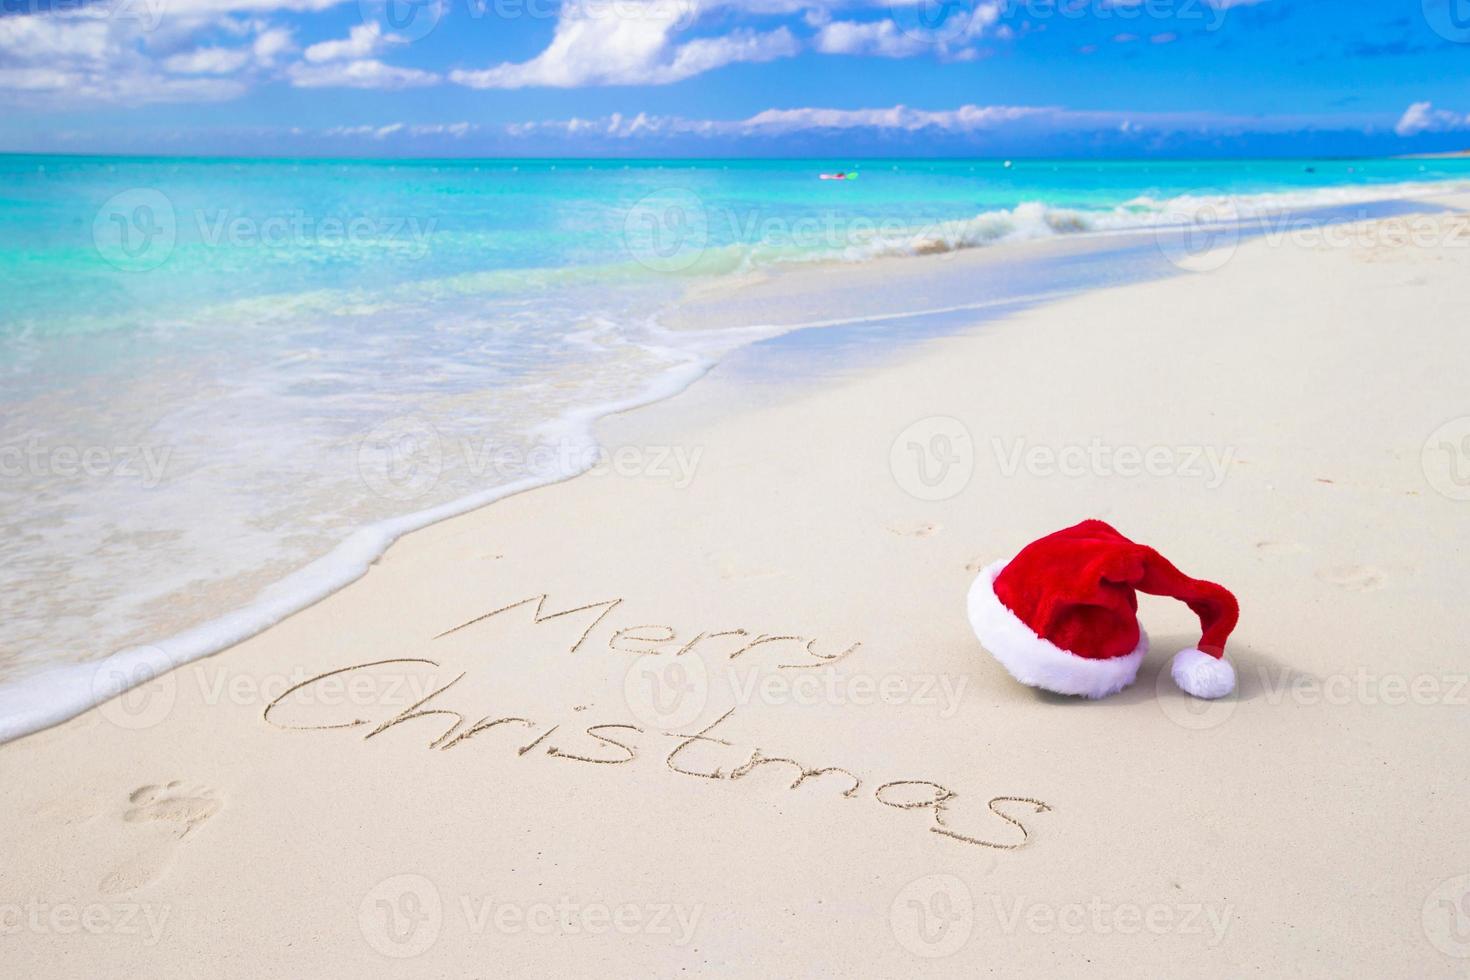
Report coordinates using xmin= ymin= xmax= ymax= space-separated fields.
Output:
xmin=1171 ymin=647 xmax=1235 ymax=700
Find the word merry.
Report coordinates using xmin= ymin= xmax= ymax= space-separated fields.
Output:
xmin=435 ymin=591 xmax=861 ymax=669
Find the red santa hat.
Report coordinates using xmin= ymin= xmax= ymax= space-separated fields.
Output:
xmin=967 ymin=519 xmax=1239 ymax=700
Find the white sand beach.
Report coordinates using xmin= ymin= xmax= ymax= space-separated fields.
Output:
xmin=4 ymin=202 xmax=1470 ymax=977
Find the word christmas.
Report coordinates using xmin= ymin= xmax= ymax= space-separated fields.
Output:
xmin=263 ymin=590 xmax=1053 ymax=856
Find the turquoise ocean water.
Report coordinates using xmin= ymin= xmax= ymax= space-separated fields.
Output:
xmin=3 ymin=154 xmax=1468 ymax=739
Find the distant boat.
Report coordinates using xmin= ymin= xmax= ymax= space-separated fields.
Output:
xmin=819 ymin=171 xmax=858 ymax=181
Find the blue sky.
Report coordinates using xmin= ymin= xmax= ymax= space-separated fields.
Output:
xmin=3 ymin=0 xmax=1470 ymax=156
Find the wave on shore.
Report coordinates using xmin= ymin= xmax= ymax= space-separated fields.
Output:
xmin=1 ymin=162 xmax=1466 ymax=743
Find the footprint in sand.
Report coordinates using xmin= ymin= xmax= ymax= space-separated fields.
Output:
xmin=100 ymin=782 xmax=220 ymax=895
xmin=1315 ymin=565 xmax=1386 ymax=592
xmin=889 ymin=522 xmax=941 ymax=539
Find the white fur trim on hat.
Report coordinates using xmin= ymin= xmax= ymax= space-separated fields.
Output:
xmin=1170 ymin=647 xmax=1235 ymax=699
xmin=968 ymin=559 xmax=1147 ymax=699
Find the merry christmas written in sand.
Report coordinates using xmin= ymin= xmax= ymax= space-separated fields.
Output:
xmin=263 ymin=590 xmax=1052 ymax=856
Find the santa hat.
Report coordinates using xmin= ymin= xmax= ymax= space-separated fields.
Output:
xmin=967 ymin=519 xmax=1239 ymax=700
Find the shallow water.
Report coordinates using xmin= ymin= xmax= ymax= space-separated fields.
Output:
xmin=2 ymin=154 xmax=1468 ymax=739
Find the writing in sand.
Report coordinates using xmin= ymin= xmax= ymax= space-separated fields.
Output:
xmin=263 ymin=590 xmax=1053 ymax=856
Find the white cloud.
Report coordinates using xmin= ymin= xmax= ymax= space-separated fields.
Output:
xmin=815 ymin=19 xmax=929 ymax=57
xmin=502 ymin=102 xmax=1313 ymax=143
xmin=415 ymin=121 xmax=475 ymax=137
xmin=0 ymin=11 xmax=113 ymax=62
xmin=325 ymin=121 xmax=477 ymax=138
xmin=0 ymin=9 xmax=251 ymax=103
xmin=661 ymin=28 xmax=799 ymax=80
xmin=742 ymin=103 xmax=1048 ymax=132
xmin=0 ymin=0 xmax=1277 ymax=107
xmin=0 ymin=67 xmax=92 ymax=91
xmin=287 ymin=58 xmax=439 ymax=88
xmin=252 ymin=26 xmax=295 ymax=64
xmin=163 ymin=20 xmax=294 ymax=75
xmin=818 ymin=2 xmax=1000 ymax=57
xmin=450 ymin=0 xmax=1011 ymax=89
xmin=507 ymin=104 xmax=1071 ymax=139
xmin=136 ymin=0 xmax=348 ymax=15
xmin=507 ymin=110 xmax=698 ymax=137
xmin=1395 ymin=101 xmax=1470 ymax=137
xmin=164 ymin=46 xmax=254 ymax=74
xmin=303 ymin=23 xmax=401 ymax=63
xmin=450 ymin=0 xmax=799 ymax=88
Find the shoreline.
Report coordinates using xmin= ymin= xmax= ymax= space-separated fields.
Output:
xmin=4 ymin=198 xmax=1469 ymax=973
xmin=3 ymin=183 xmax=1469 ymax=745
